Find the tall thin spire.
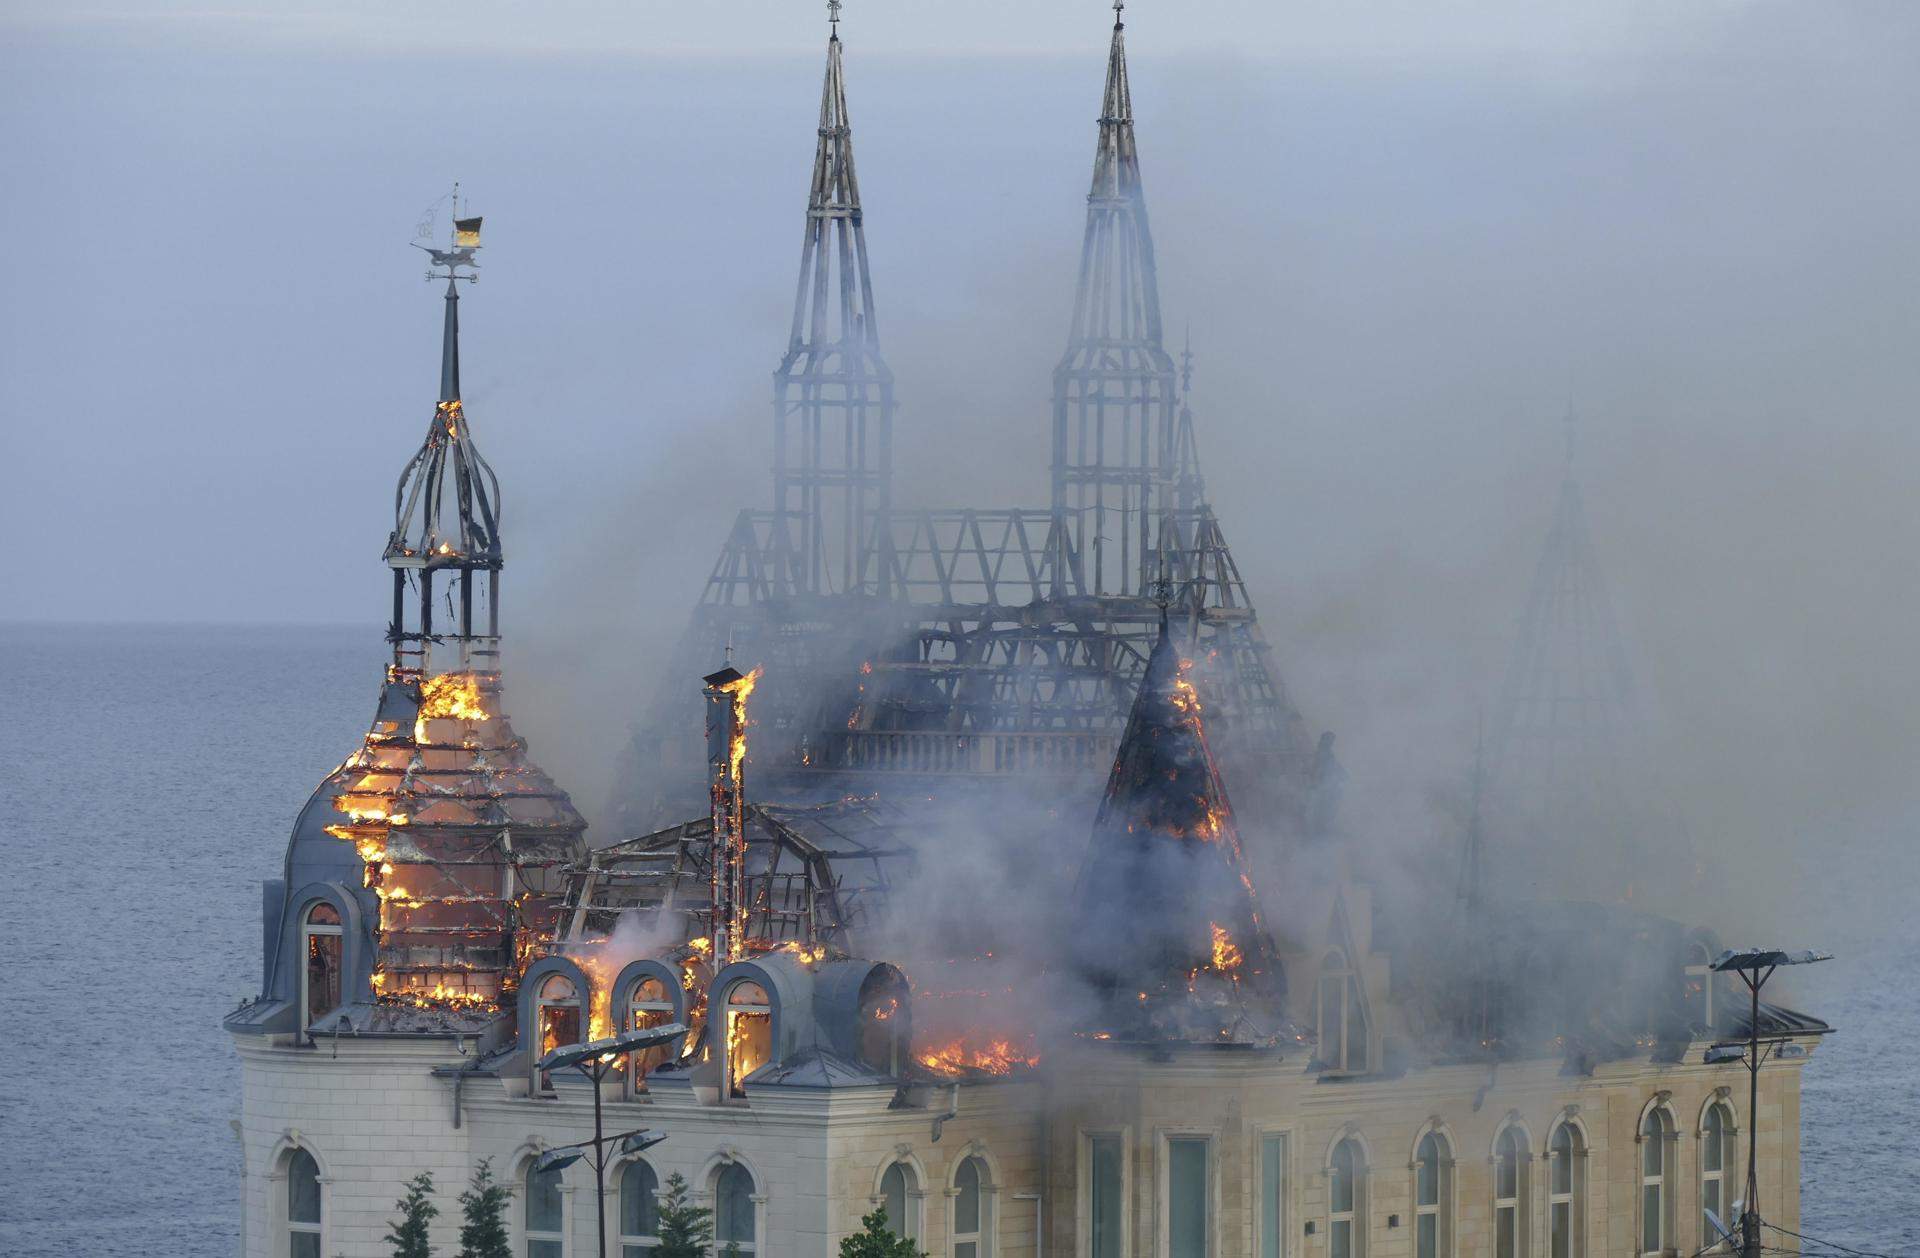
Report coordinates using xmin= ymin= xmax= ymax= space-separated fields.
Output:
xmin=1051 ymin=3 xmax=1180 ymax=598
xmin=389 ymin=204 xmax=502 ymax=675
xmin=1487 ymin=417 xmax=1666 ymax=901
xmin=771 ymin=2 xmax=895 ymax=597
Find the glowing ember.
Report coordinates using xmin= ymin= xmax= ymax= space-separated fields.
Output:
xmin=914 ymin=1036 xmax=1040 ymax=1077
xmin=1209 ymin=922 xmax=1243 ymax=975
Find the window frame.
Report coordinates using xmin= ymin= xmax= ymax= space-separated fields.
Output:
xmin=532 ymin=973 xmax=585 ymax=1095
xmin=1546 ymin=1116 xmax=1587 ymax=1258
xmin=1698 ymin=1100 xmax=1737 ymax=1252
xmin=1639 ymin=1104 xmax=1677 ymax=1257
xmin=949 ymin=1151 xmax=996 ymax=1258
xmin=298 ymin=900 xmax=344 ymax=1033
xmin=1256 ymin=1129 xmax=1291 ymax=1258
xmin=1490 ymin=1123 xmax=1529 ymax=1258
xmin=873 ymin=1158 xmax=923 ymax=1242
xmin=523 ymin=1156 xmax=568 ymax=1258
xmin=1326 ymin=1135 xmax=1367 ymax=1258
xmin=1157 ymin=1131 xmax=1214 ymax=1258
xmin=720 ymin=979 xmax=774 ymax=1103
xmin=712 ymin=1159 xmax=760 ymax=1256
xmin=1082 ymin=1129 xmax=1130 ymax=1258
xmin=283 ymin=1145 xmax=324 ymax=1258
xmin=1411 ymin=1129 xmax=1452 ymax=1258
xmin=617 ymin=1157 xmax=660 ymax=1257
xmin=1315 ymin=950 xmax=1369 ymax=1075
xmin=625 ymin=975 xmax=678 ymax=1098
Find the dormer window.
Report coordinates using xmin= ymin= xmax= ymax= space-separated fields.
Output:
xmin=723 ymin=981 xmax=772 ymax=1099
xmin=858 ymin=969 xmax=910 ymax=1076
xmin=534 ymin=974 xmax=582 ymax=1093
xmin=1316 ymin=949 xmax=1368 ymax=1074
xmin=629 ymin=976 xmax=678 ymax=1091
xmin=301 ymin=903 xmax=343 ymax=1031
xmin=1684 ymin=943 xmax=1716 ymax=1031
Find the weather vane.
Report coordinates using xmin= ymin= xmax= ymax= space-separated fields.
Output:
xmin=414 ymin=181 xmax=483 ymax=283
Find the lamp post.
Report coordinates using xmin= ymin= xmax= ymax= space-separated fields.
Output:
xmin=535 ymin=1023 xmax=686 ymax=1258
xmin=1703 ymin=948 xmax=1829 ymax=1258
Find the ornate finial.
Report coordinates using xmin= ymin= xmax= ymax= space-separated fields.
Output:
xmin=1113 ymin=0 xmax=1125 ymax=27
xmin=829 ymin=0 xmax=841 ymax=33
xmin=415 ymin=181 xmax=482 ymax=284
xmin=1180 ymin=323 xmax=1194 ymax=396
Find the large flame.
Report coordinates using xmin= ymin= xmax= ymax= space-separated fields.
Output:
xmin=1209 ymin=922 xmax=1244 ymax=975
xmin=914 ymin=1036 xmax=1041 ymax=1077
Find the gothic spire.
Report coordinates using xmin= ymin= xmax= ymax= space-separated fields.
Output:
xmin=1051 ymin=3 xmax=1180 ymax=597
xmin=772 ymin=2 xmax=895 ymax=596
xmin=388 ymin=207 xmax=502 ymax=672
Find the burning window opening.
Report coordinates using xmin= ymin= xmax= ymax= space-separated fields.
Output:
xmin=724 ymin=981 xmax=773 ymax=1098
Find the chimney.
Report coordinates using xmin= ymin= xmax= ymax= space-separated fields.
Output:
xmin=703 ymin=665 xmax=760 ymax=963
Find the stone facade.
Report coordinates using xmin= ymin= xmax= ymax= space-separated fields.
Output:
xmin=232 ymin=1033 xmax=1807 ymax=1258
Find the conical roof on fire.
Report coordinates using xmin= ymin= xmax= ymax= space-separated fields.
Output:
xmin=1069 ymin=615 xmax=1283 ymax=1038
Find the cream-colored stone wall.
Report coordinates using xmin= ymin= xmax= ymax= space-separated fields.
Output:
xmin=1043 ymin=1046 xmax=1809 ymax=1258
xmin=235 ymin=1034 xmax=1807 ymax=1258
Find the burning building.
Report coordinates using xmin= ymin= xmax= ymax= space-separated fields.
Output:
xmin=226 ymin=8 xmax=1827 ymax=1258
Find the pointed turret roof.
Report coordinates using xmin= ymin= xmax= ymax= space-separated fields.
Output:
xmin=1068 ymin=618 xmax=1286 ymax=1041
xmin=387 ymin=274 xmax=502 ymax=572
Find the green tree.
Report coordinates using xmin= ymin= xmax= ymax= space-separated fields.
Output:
xmin=386 ymin=1171 xmax=438 ymax=1258
xmin=653 ymin=1171 xmax=715 ymax=1258
xmin=839 ymin=1208 xmax=924 ymax=1258
xmin=456 ymin=1159 xmax=513 ymax=1258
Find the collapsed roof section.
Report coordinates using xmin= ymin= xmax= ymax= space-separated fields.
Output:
xmin=1069 ymin=618 xmax=1289 ymax=1044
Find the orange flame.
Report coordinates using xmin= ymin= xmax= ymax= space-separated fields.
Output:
xmin=1209 ymin=922 xmax=1243 ymax=975
xmin=914 ymin=1036 xmax=1041 ymax=1077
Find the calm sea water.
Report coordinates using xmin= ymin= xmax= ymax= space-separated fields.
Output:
xmin=0 ymin=623 xmax=1909 ymax=1256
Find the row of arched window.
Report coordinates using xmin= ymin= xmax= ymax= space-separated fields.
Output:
xmin=274 ymin=1142 xmax=1001 ymax=1258
xmin=1325 ymin=1097 xmax=1739 ymax=1258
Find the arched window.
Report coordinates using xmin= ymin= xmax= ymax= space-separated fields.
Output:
xmin=1316 ymin=951 xmax=1368 ymax=1074
xmin=1640 ymin=1108 xmax=1674 ymax=1256
xmin=301 ymin=902 xmax=343 ymax=1030
xmin=1700 ymin=1103 xmax=1734 ymax=1251
xmin=534 ymin=974 xmax=583 ymax=1093
xmin=628 ymin=977 xmax=677 ymax=1092
xmin=858 ymin=969 xmax=909 ymax=1076
xmin=952 ymin=1155 xmax=992 ymax=1258
xmin=1413 ymin=1132 xmax=1450 ymax=1258
xmin=723 ymin=981 xmax=772 ymax=1100
xmin=1547 ymin=1121 xmax=1586 ymax=1258
xmin=1493 ymin=1126 xmax=1529 ymax=1258
xmin=1329 ymin=1137 xmax=1366 ymax=1258
xmin=879 ymin=1161 xmax=918 ymax=1240
xmin=525 ymin=1160 xmax=564 ymax=1258
xmin=620 ymin=1160 xmax=659 ymax=1257
xmin=286 ymin=1148 xmax=322 ymax=1258
xmin=715 ymin=1162 xmax=757 ymax=1255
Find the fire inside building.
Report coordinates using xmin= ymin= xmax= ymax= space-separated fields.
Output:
xmin=227 ymin=7 xmax=1827 ymax=1258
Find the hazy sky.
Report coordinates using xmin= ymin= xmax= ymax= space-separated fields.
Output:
xmin=3 ymin=1 xmax=1918 ymax=925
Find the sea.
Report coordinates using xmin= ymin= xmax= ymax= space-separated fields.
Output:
xmin=0 ymin=622 xmax=1912 ymax=1257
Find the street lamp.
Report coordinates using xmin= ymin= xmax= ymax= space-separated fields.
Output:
xmin=534 ymin=1022 xmax=687 ymax=1258
xmin=1704 ymin=947 xmax=1830 ymax=1258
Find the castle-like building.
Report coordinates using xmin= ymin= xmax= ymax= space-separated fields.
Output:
xmin=226 ymin=8 xmax=1826 ymax=1258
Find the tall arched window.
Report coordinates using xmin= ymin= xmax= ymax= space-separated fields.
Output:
xmin=1548 ymin=1121 xmax=1585 ymax=1258
xmin=1413 ymin=1132 xmax=1449 ymax=1258
xmin=859 ymin=969 xmax=910 ymax=1076
xmin=301 ymin=903 xmax=343 ymax=1030
xmin=525 ymin=1160 xmax=565 ymax=1258
xmin=1316 ymin=951 xmax=1368 ymax=1074
xmin=723 ymin=981 xmax=772 ymax=1100
xmin=628 ymin=977 xmax=677 ymax=1093
xmin=715 ymin=1162 xmax=757 ymax=1255
xmin=1329 ymin=1137 xmax=1366 ymax=1258
xmin=1640 ymin=1109 xmax=1673 ymax=1256
xmin=879 ymin=1161 xmax=919 ymax=1240
xmin=286 ymin=1148 xmax=322 ymax=1258
xmin=1493 ymin=1126 xmax=1529 ymax=1258
xmin=1684 ymin=942 xmax=1716 ymax=1031
xmin=1700 ymin=1103 xmax=1734 ymax=1251
xmin=620 ymin=1160 xmax=659 ymax=1257
xmin=952 ymin=1155 xmax=992 ymax=1258
xmin=534 ymin=974 xmax=583 ymax=1093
